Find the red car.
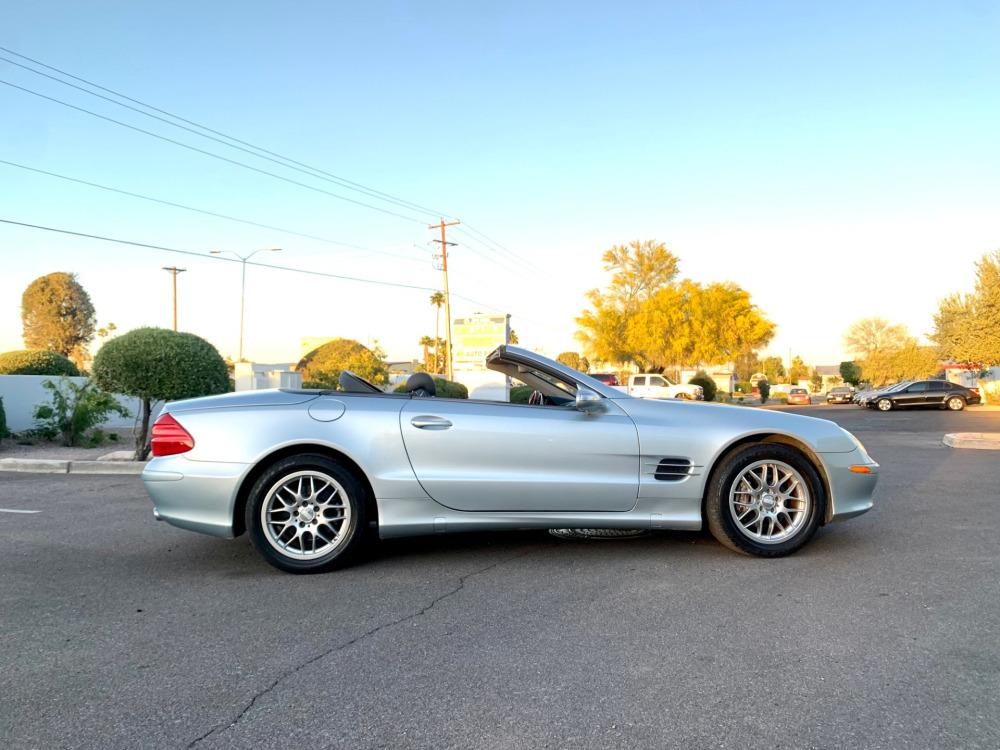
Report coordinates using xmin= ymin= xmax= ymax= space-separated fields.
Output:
xmin=787 ymin=387 xmax=812 ymax=405
xmin=590 ymin=373 xmax=620 ymax=386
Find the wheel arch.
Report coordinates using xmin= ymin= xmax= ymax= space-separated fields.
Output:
xmin=700 ymin=432 xmax=833 ymax=525
xmin=231 ymin=443 xmax=379 ymax=537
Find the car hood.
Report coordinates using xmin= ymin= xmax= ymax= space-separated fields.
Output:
xmin=163 ymin=388 xmax=320 ymax=414
xmin=616 ymin=397 xmax=860 ymax=453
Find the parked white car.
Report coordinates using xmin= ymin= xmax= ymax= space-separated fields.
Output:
xmin=620 ymin=373 xmax=704 ymax=400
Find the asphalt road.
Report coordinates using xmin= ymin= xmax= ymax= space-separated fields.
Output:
xmin=2 ymin=406 xmax=999 ymax=749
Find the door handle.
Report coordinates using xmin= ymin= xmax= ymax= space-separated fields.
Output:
xmin=410 ymin=415 xmax=452 ymax=430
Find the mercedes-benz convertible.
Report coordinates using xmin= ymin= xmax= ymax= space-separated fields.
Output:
xmin=142 ymin=346 xmax=878 ymax=573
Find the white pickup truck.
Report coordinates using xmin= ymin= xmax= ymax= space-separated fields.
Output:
xmin=613 ymin=373 xmax=704 ymax=400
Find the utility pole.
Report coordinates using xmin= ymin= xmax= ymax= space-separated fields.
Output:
xmin=162 ymin=267 xmax=186 ymax=331
xmin=430 ymin=218 xmax=460 ymax=381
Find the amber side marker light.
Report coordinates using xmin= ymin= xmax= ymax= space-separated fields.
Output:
xmin=849 ymin=465 xmax=873 ymax=474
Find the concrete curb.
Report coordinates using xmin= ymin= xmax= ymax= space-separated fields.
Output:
xmin=943 ymin=432 xmax=1000 ymax=450
xmin=0 ymin=457 xmax=146 ymax=475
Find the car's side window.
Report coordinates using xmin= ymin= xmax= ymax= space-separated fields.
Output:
xmin=634 ymin=376 xmax=646 ymax=386
xmin=650 ymin=376 xmax=665 ymax=387
xmin=931 ymin=381 xmax=949 ymax=391
xmin=908 ymin=382 xmax=929 ymax=393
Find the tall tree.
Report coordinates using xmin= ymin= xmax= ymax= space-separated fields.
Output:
xmin=839 ymin=361 xmax=862 ymax=386
xmin=419 ymin=335 xmax=434 ymax=370
xmin=430 ymin=292 xmax=445 ymax=352
xmin=844 ymin=317 xmax=907 ymax=359
xmin=577 ymin=244 xmax=774 ymax=372
xmin=760 ymin=356 xmax=786 ymax=383
xmin=556 ymin=351 xmax=590 ymax=372
xmin=932 ymin=250 xmax=1000 ymax=366
xmin=21 ymin=272 xmax=96 ymax=367
xmin=788 ymin=355 xmax=809 ymax=383
xmin=577 ymin=240 xmax=681 ymax=365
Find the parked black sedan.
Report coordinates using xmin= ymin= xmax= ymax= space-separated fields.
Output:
xmin=868 ymin=380 xmax=981 ymax=411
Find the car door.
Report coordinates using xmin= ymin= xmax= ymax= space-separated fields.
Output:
xmin=897 ymin=381 xmax=928 ymax=407
xmin=631 ymin=375 xmax=647 ymax=397
xmin=926 ymin=381 xmax=949 ymax=406
xmin=399 ymin=398 xmax=640 ymax=512
xmin=647 ymin=375 xmax=669 ymax=398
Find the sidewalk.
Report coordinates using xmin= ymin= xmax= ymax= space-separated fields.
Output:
xmin=0 ymin=436 xmax=146 ymax=475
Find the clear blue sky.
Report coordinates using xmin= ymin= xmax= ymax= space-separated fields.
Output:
xmin=2 ymin=2 xmax=998 ymax=366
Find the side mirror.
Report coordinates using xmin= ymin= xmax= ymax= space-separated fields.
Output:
xmin=575 ymin=386 xmax=604 ymax=413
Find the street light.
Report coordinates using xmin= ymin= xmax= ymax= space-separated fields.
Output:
xmin=210 ymin=248 xmax=282 ymax=361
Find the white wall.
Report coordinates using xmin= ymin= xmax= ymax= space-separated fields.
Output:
xmin=0 ymin=375 xmax=149 ymax=433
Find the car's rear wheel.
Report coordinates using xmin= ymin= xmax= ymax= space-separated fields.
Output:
xmin=705 ymin=444 xmax=824 ymax=557
xmin=246 ymin=454 xmax=367 ymax=573
xmin=946 ymin=396 xmax=966 ymax=411
xmin=876 ymin=398 xmax=893 ymax=411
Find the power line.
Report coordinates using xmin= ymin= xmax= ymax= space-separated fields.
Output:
xmin=0 ymin=216 xmax=551 ymax=330
xmin=0 ymin=158 xmax=430 ymax=263
xmin=0 ymin=45 xmax=451 ymax=220
xmin=0 ymin=218 xmax=442 ymax=293
xmin=0 ymin=54 xmax=445 ymax=220
xmin=0 ymin=78 xmax=426 ymax=224
xmin=0 ymin=48 xmax=536 ymax=275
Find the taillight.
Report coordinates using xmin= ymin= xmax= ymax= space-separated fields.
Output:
xmin=151 ymin=413 xmax=195 ymax=457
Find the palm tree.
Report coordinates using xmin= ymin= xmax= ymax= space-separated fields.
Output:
xmin=430 ymin=292 xmax=445 ymax=355
xmin=419 ymin=336 xmax=434 ymax=370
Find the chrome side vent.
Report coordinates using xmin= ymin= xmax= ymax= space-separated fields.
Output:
xmin=654 ymin=457 xmax=693 ymax=481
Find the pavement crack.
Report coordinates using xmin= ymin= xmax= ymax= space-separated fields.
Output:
xmin=186 ymin=548 xmax=530 ymax=749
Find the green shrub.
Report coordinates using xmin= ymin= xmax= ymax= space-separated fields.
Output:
xmin=688 ymin=371 xmax=717 ymax=402
xmin=393 ymin=377 xmax=469 ymax=399
xmin=714 ymin=391 xmax=730 ymax=403
xmin=509 ymin=385 xmax=534 ymax=404
xmin=758 ymin=380 xmax=771 ymax=404
xmin=0 ymin=349 xmax=80 ymax=376
xmin=32 ymin=378 xmax=130 ymax=447
xmin=734 ymin=380 xmax=753 ymax=395
xmin=297 ymin=338 xmax=387 ymax=390
xmin=0 ymin=395 xmax=8 ymax=439
xmin=92 ymin=327 xmax=229 ymax=459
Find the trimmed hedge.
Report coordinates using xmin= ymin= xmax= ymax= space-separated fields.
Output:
xmin=0 ymin=395 xmax=8 ymax=439
xmin=394 ymin=377 xmax=468 ymax=399
xmin=688 ymin=371 xmax=718 ymax=402
xmin=509 ymin=385 xmax=534 ymax=404
xmin=92 ymin=328 xmax=230 ymax=401
xmin=0 ymin=349 xmax=80 ymax=376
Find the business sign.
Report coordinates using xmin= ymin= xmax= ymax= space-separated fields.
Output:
xmin=452 ymin=314 xmax=510 ymax=370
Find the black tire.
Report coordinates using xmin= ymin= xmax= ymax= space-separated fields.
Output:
xmin=246 ymin=454 xmax=368 ymax=574
xmin=876 ymin=398 xmax=893 ymax=412
xmin=946 ymin=395 xmax=966 ymax=411
xmin=705 ymin=443 xmax=825 ymax=557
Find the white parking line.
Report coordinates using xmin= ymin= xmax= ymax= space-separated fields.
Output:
xmin=0 ymin=508 xmax=41 ymax=514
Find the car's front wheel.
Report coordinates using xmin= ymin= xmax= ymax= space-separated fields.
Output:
xmin=705 ymin=444 xmax=824 ymax=557
xmin=946 ymin=396 xmax=966 ymax=411
xmin=246 ymin=454 xmax=368 ymax=573
xmin=876 ymin=398 xmax=893 ymax=411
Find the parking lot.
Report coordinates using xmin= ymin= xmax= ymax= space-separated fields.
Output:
xmin=2 ymin=405 xmax=999 ymax=749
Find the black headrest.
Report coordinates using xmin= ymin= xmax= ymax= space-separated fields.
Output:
xmin=405 ymin=372 xmax=436 ymax=396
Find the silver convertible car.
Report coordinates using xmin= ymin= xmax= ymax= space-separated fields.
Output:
xmin=142 ymin=346 xmax=878 ymax=573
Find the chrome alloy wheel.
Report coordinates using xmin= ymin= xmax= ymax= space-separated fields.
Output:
xmin=877 ymin=398 xmax=892 ymax=411
xmin=260 ymin=470 xmax=352 ymax=559
xmin=947 ymin=396 xmax=965 ymax=411
xmin=729 ymin=460 xmax=810 ymax=544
